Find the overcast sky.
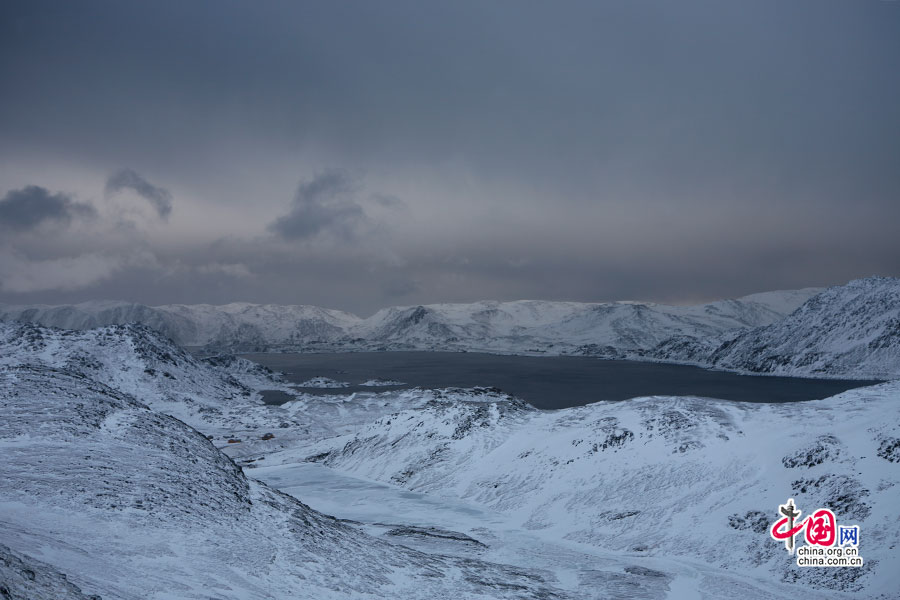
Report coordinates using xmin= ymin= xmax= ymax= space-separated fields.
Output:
xmin=1 ymin=1 xmax=898 ymax=315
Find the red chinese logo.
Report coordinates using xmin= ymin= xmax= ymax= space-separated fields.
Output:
xmin=805 ymin=509 xmax=836 ymax=546
xmin=770 ymin=499 xmax=840 ymax=554
xmin=771 ymin=517 xmax=803 ymax=539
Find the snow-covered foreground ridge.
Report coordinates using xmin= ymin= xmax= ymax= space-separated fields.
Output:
xmin=278 ymin=383 xmax=900 ymax=597
xmin=0 ymin=283 xmax=822 ymax=354
xmin=0 ymin=319 xmax=898 ymax=598
xmin=0 ymin=325 xmax=575 ymax=599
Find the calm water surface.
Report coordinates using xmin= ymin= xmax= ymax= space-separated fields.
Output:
xmin=242 ymin=352 xmax=882 ymax=410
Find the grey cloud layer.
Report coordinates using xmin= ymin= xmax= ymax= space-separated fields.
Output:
xmin=0 ymin=186 xmax=95 ymax=231
xmin=105 ymin=169 xmax=173 ymax=219
xmin=0 ymin=1 xmax=898 ymax=311
xmin=269 ymin=170 xmax=366 ymax=240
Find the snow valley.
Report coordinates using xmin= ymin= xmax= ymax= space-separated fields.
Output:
xmin=1 ymin=277 xmax=899 ymax=599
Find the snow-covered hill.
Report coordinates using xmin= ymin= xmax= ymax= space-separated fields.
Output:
xmin=0 ymin=320 xmax=356 ymax=454
xmin=265 ymin=383 xmax=900 ymax=597
xmin=0 ymin=300 xmax=198 ymax=345
xmin=349 ymin=292 xmax=817 ymax=355
xmin=651 ymin=277 xmax=900 ymax=379
xmin=0 ymin=301 xmax=359 ymax=349
xmin=0 ymin=544 xmax=97 ymax=600
xmin=2 ymin=314 xmax=898 ymax=598
xmin=0 ymin=364 xmax=576 ymax=599
xmin=0 ymin=321 xmax=279 ymax=427
xmin=159 ymin=302 xmax=360 ymax=349
xmin=0 ymin=289 xmax=819 ymax=354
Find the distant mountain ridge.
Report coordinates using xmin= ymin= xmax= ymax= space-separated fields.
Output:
xmin=650 ymin=276 xmax=900 ymax=379
xmin=2 ymin=277 xmax=898 ymax=378
xmin=0 ymin=287 xmax=821 ymax=354
xmin=0 ymin=300 xmax=359 ymax=349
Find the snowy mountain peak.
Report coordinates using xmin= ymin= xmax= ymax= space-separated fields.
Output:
xmin=652 ymin=276 xmax=900 ymax=378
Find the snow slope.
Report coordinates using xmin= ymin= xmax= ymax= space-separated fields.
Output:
xmin=0 ymin=365 xmax=574 ymax=599
xmin=265 ymin=384 xmax=900 ymax=597
xmin=0 ymin=544 xmax=97 ymax=600
xmin=0 ymin=320 xmax=365 ymax=458
xmin=0 ymin=300 xmax=199 ymax=344
xmin=353 ymin=292 xmax=820 ymax=355
xmin=0 ymin=321 xmax=288 ymax=429
xmin=0 ymin=301 xmax=358 ymax=348
xmin=159 ymin=302 xmax=360 ymax=349
xmin=652 ymin=277 xmax=900 ymax=379
xmin=0 ymin=287 xmax=819 ymax=355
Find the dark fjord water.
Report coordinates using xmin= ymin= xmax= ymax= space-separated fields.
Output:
xmin=242 ymin=352 xmax=881 ymax=410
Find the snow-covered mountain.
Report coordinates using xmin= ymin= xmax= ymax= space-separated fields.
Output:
xmin=4 ymin=278 xmax=895 ymax=380
xmin=0 ymin=301 xmax=358 ymax=349
xmin=0 ymin=320 xmax=349 ymax=452
xmin=160 ymin=302 xmax=360 ymax=349
xmin=0 ymin=299 xmax=207 ymax=345
xmin=0 ymin=323 xmax=681 ymax=598
xmin=264 ymin=383 xmax=900 ymax=597
xmin=0 ymin=321 xmax=277 ymax=427
xmin=0 ymin=364 xmax=569 ymax=599
xmin=2 ymin=314 xmax=898 ymax=598
xmin=651 ymin=277 xmax=900 ymax=379
xmin=0 ymin=286 xmax=820 ymax=355
xmin=351 ymin=292 xmax=814 ymax=355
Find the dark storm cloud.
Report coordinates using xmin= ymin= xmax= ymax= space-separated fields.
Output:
xmin=105 ymin=169 xmax=172 ymax=220
xmin=0 ymin=185 xmax=95 ymax=231
xmin=0 ymin=0 xmax=898 ymax=310
xmin=269 ymin=170 xmax=366 ymax=240
xmin=3 ymin=1 xmax=897 ymax=185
